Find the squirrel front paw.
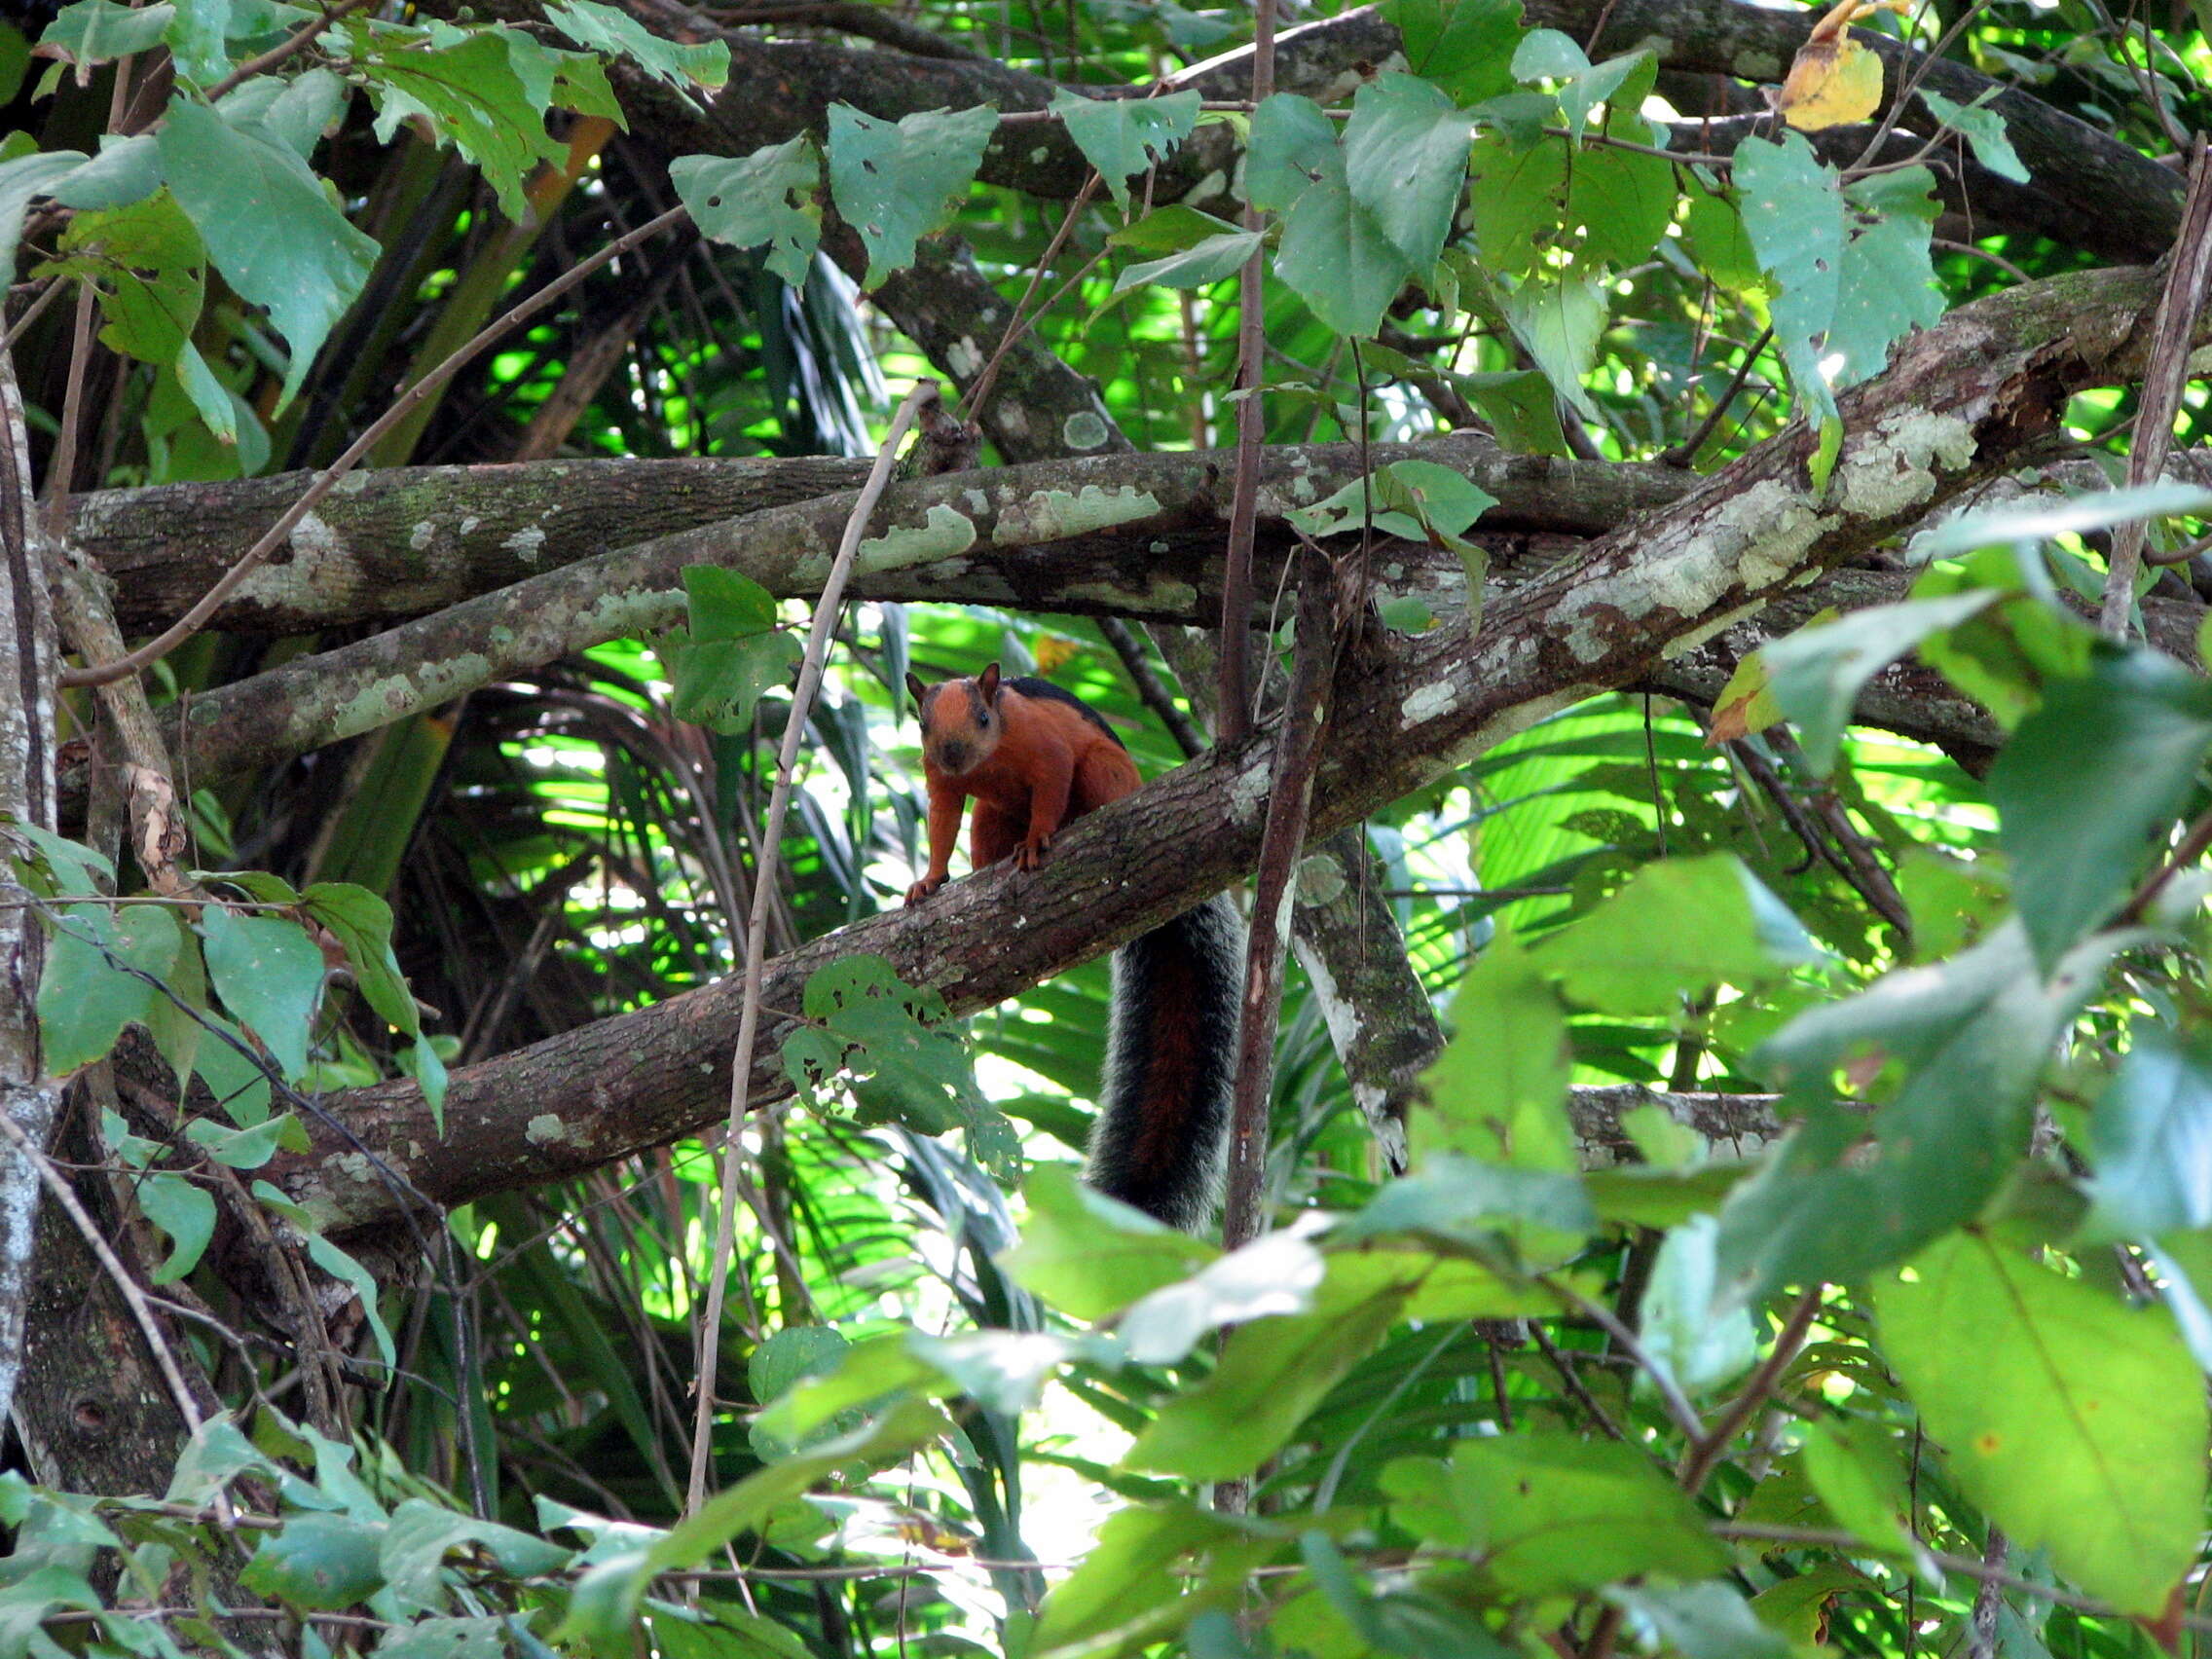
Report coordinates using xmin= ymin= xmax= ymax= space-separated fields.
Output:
xmin=905 ymin=874 xmax=946 ymax=904
xmin=1014 ymin=834 xmax=1053 ymax=871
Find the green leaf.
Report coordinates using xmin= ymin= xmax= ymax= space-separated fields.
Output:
xmin=1383 ymin=0 xmax=1527 ymax=104
xmin=1050 ymin=87 xmax=1200 ymax=209
xmin=1111 ymin=229 xmax=1263 ymax=294
xmin=999 ymin=1164 xmax=1217 ymax=1320
xmin=302 ymin=881 xmax=418 ymax=1036
xmin=0 ymin=150 xmax=92 ymax=274
xmin=784 ymin=953 xmax=1017 ymax=1179
xmin=669 ymin=629 xmax=801 ymax=736
xmin=1800 ymin=1418 xmax=1912 ymax=1550
xmin=1918 ymin=88 xmax=2029 ymax=184
xmin=6 ymin=823 xmax=114 ymax=895
xmin=1828 ymin=166 xmax=1943 ymax=387
xmin=683 ymin=564 xmax=780 ymax=638
xmin=1275 ymin=160 xmax=1415 ymax=339
xmin=1123 ymin=1256 xmax=1420 ymax=1479
xmin=1759 ymin=592 xmax=2002 ymax=774
xmin=1284 ymin=459 xmax=1496 ymax=545
xmin=39 ymin=902 xmax=183 ymax=1074
xmin=1116 ymin=1232 xmax=1326 ymax=1363
xmin=202 ymin=906 xmax=322 ymax=1078
xmin=1106 ymin=203 xmax=1240 ymax=253
xmin=1502 ymin=270 xmax=1604 ymax=420
xmin=157 ymin=96 xmax=379 ymax=410
xmin=1681 ymin=186 xmax=1759 ymax=288
xmin=2083 ymin=1030 xmax=2212 ymax=1240
xmin=138 ymin=1170 xmax=215 ymax=1284
xmin=1303 ymin=1531 xmax=1517 ymax=1659
xmin=1032 ymin=1503 xmax=1262 ymax=1657
xmin=671 ymin=138 xmax=822 ymax=288
xmin=749 ymin=1326 xmax=851 ymax=1408
xmin=1638 ymin=1215 xmax=1757 ymax=1398
xmin=38 ymin=0 xmax=172 ymax=65
xmin=46 ymin=188 xmax=205 ymax=369
xmin=240 ymin=1512 xmax=387 ymax=1611
xmin=1414 ymin=932 xmax=1571 ymax=1171
xmin=1342 ymin=73 xmax=1474 ymax=272
xmin=1245 ymin=92 xmax=1337 ymax=214
xmin=1412 ymin=1434 xmax=1726 ymax=1592
xmin=350 ymin=28 xmax=563 ymax=222
xmin=826 ymin=102 xmax=998 ymax=287
xmin=196 ymin=1016 xmax=273 ymax=1124
xmin=165 ymin=0 xmax=229 ymax=84
xmin=1533 ymin=855 xmax=1816 ymax=1014
xmin=1608 ymin=1583 xmax=1793 ymax=1659
xmin=253 ymin=1181 xmax=398 ymax=1370
xmin=1875 ymin=1232 xmax=2206 ymax=1614
xmin=185 ymin=1110 xmax=309 ymax=1168
xmin=1718 ymin=920 xmax=2104 ymax=1297
xmin=1566 ymin=143 xmax=1674 ymax=267
xmin=380 ymin=1499 xmax=571 ymax=1615
xmin=1733 ymin=131 xmax=1844 ymax=422
xmin=543 ymin=0 xmax=728 ymax=92
xmin=1466 ymin=132 xmax=1565 ymax=275
xmin=1991 ymin=649 xmax=2212 ymax=968
xmin=1915 ymin=481 xmax=2212 ymax=562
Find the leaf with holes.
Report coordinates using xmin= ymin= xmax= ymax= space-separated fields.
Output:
xmin=672 ymin=138 xmax=822 ymax=287
xmin=827 ymin=103 xmax=998 ymax=287
xmin=1051 ymin=87 xmax=1200 ymax=210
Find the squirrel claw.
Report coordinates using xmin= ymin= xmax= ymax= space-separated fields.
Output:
xmin=905 ymin=875 xmax=944 ymax=904
xmin=1014 ymin=836 xmax=1052 ymax=871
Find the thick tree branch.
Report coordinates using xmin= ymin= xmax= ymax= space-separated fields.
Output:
xmin=267 ymin=260 xmax=2179 ymax=1238
xmin=115 ymin=436 xmax=1677 ymax=793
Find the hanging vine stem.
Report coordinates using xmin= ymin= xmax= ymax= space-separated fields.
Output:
xmin=1214 ymin=0 xmax=1277 ymax=743
xmin=683 ymin=380 xmax=937 ymax=1516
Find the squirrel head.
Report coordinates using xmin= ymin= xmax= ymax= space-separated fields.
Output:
xmin=905 ymin=661 xmax=1005 ymax=777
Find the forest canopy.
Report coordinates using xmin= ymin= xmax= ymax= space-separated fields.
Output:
xmin=2 ymin=0 xmax=2212 ymax=1654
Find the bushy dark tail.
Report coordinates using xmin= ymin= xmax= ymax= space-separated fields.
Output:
xmin=1085 ymin=893 xmax=1244 ymax=1232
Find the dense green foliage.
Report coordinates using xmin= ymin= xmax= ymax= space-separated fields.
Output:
xmin=5 ymin=0 xmax=2212 ymax=1655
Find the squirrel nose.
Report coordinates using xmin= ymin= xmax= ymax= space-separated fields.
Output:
xmin=935 ymin=739 xmax=971 ymax=773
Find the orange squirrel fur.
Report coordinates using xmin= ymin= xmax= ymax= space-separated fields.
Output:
xmin=903 ymin=663 xmax=1242 ymax=1230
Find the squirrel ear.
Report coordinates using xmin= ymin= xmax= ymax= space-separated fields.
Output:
xmin=978 ymin=661 xmax=1002 ymax=700
xmin=904 ymin=671 xmax=928 ymax=712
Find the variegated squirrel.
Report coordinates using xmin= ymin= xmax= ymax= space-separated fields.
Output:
xmin=903 ymin=663 xmax=1242 ymax=1231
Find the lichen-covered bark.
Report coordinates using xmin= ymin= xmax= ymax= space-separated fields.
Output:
xmin=76 ymin=455 xmax=871 ymax=636
xmin=127 ymin=434 xmax=1681 ymax=792
xmin=0 ymin=357 xmax=57 ymax=1437
xmin=270 ymin=260 xmax=2174 ymax=1239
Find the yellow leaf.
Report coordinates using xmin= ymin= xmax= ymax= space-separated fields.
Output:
xmin=1031 ymin=634 xmax=1083 ymax=674
xmin=1779 ymin=33 xmax=1884 ymax=129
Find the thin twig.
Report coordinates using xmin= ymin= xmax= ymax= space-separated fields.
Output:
xmin=684 ymin=381 xmax=937 ymax=1514
xmin=2116 ymin=800 xmax=2212 ymax=925
xmin=39 ymin=281 xmax=97 ymax=548
xmin=1660 ymin=326 xmax=1773 ymax=467
xmin=200 ymin=0 xmax=376 ymax=105
xmin=62 ymin=204 xmax=691 ymax=687
xmin=1969 ymin=1526 xmax=2009 ymax=1659
xmin=1220 ymin=537 xmax=1337 ymax=1254
xmin=1099 ymin=616 xmax=1205 ymax=758
xmin=2101 ymin=134 xmax=2212 ymax=631
xmin=1676 ymin=1284 xmax=1824 ymax=1495
xmin=964 ymin=171 xmax=1102 ymax=426
xmin=1528 ymin=1318 xmax=1625 ymax=1441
